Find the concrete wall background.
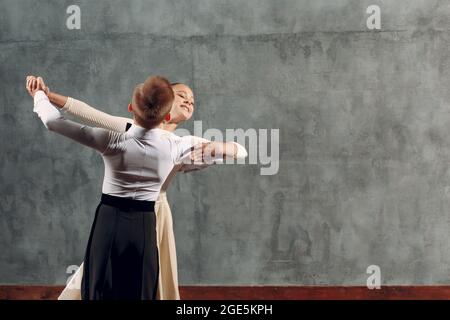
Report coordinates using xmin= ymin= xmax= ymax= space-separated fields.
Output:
xmin=2 ymin=0 xmax=450 ymax=285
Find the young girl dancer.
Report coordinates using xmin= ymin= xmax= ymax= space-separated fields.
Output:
xmin=31 ymin=76 xmax=247 ymax=300
xmin=27 ymin=75 xmax=241 ymax=300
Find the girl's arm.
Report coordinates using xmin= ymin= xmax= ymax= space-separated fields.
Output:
xmin=46 ymin=91 xmax=131 ymax=133
xmin=33 ymin=75 xmax=130 ymax=133
xmin=46 ymin=91 xmax=68 ymax=109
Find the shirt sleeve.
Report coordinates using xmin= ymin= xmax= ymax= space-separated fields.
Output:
xmin=62 ymin=97 xmax=131 ymax=133
xmin=34 ymin=91 xmax=113 ymax=154
xmin=170 ymin=135 xmax=200 ymax=164
xmin=173 ymin=135 xmax=248 ymax=172
xmin=231 ymin=142 xmax=248 ymax=159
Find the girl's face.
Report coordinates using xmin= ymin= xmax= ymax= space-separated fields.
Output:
xmin=169 ymin=83 xmax=195 ymax=123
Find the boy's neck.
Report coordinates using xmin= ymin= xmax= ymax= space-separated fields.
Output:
xmin=132 ymin=116 xmax=179 ymax=132
xmin=132 ymin=116 xmax=155 ymax=130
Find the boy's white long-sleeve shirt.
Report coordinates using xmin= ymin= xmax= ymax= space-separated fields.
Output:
xmin=34 ymin=90 xmax=203 ymax=201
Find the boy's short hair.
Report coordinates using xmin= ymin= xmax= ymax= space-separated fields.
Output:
xmin=132 ymin=76 xmax=174 ymax=127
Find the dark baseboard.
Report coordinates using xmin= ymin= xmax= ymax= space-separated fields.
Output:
xmin=1 ymin=285 xmax=450 ymax=300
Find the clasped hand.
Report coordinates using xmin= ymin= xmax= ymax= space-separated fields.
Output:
xmin=26 ymin=75 xmax=49 ymax=98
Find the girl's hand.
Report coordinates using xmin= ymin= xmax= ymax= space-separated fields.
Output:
xmin=37 ymin=77 xmax=50 ymax=95
xmin=190 ymin=142 xmax=215 ymax=164
xmin=26 ymin=75 xmax=39 ymax=97
xmin=26 ymin=75 xmax=49 ymax=97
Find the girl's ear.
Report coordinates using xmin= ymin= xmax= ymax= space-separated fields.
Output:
xmin=127 ymin=103 xmax=132 ymax=112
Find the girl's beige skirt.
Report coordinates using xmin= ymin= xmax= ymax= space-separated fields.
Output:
xmin=58 ymin=191 xmax=180 ymax=300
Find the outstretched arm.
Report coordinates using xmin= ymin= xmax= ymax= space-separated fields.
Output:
xmin=33 ymin=91 xmax=113 ymax=153
xmin=27 ymin=77 xmax=113 ymax=153
xmin=62 ymin=97 xmax=131 ymax=132
xmin=34 ymin=76 xmax=131 ymax=132
xmin=175 ymin=135 xmax=248 ymax=171
xmin=187 ymin=136 xmax=247 ymax=161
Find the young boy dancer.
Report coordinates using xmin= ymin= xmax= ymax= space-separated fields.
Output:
xmin=27 ymin=75 xmax=239 ymax=299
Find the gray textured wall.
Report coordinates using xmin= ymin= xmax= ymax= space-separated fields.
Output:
xmin=2 ymin=0 xmax=450 ymax=285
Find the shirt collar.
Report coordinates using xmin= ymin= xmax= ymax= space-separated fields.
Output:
xmin=127 ymin=124 xmax=165 ymax=138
